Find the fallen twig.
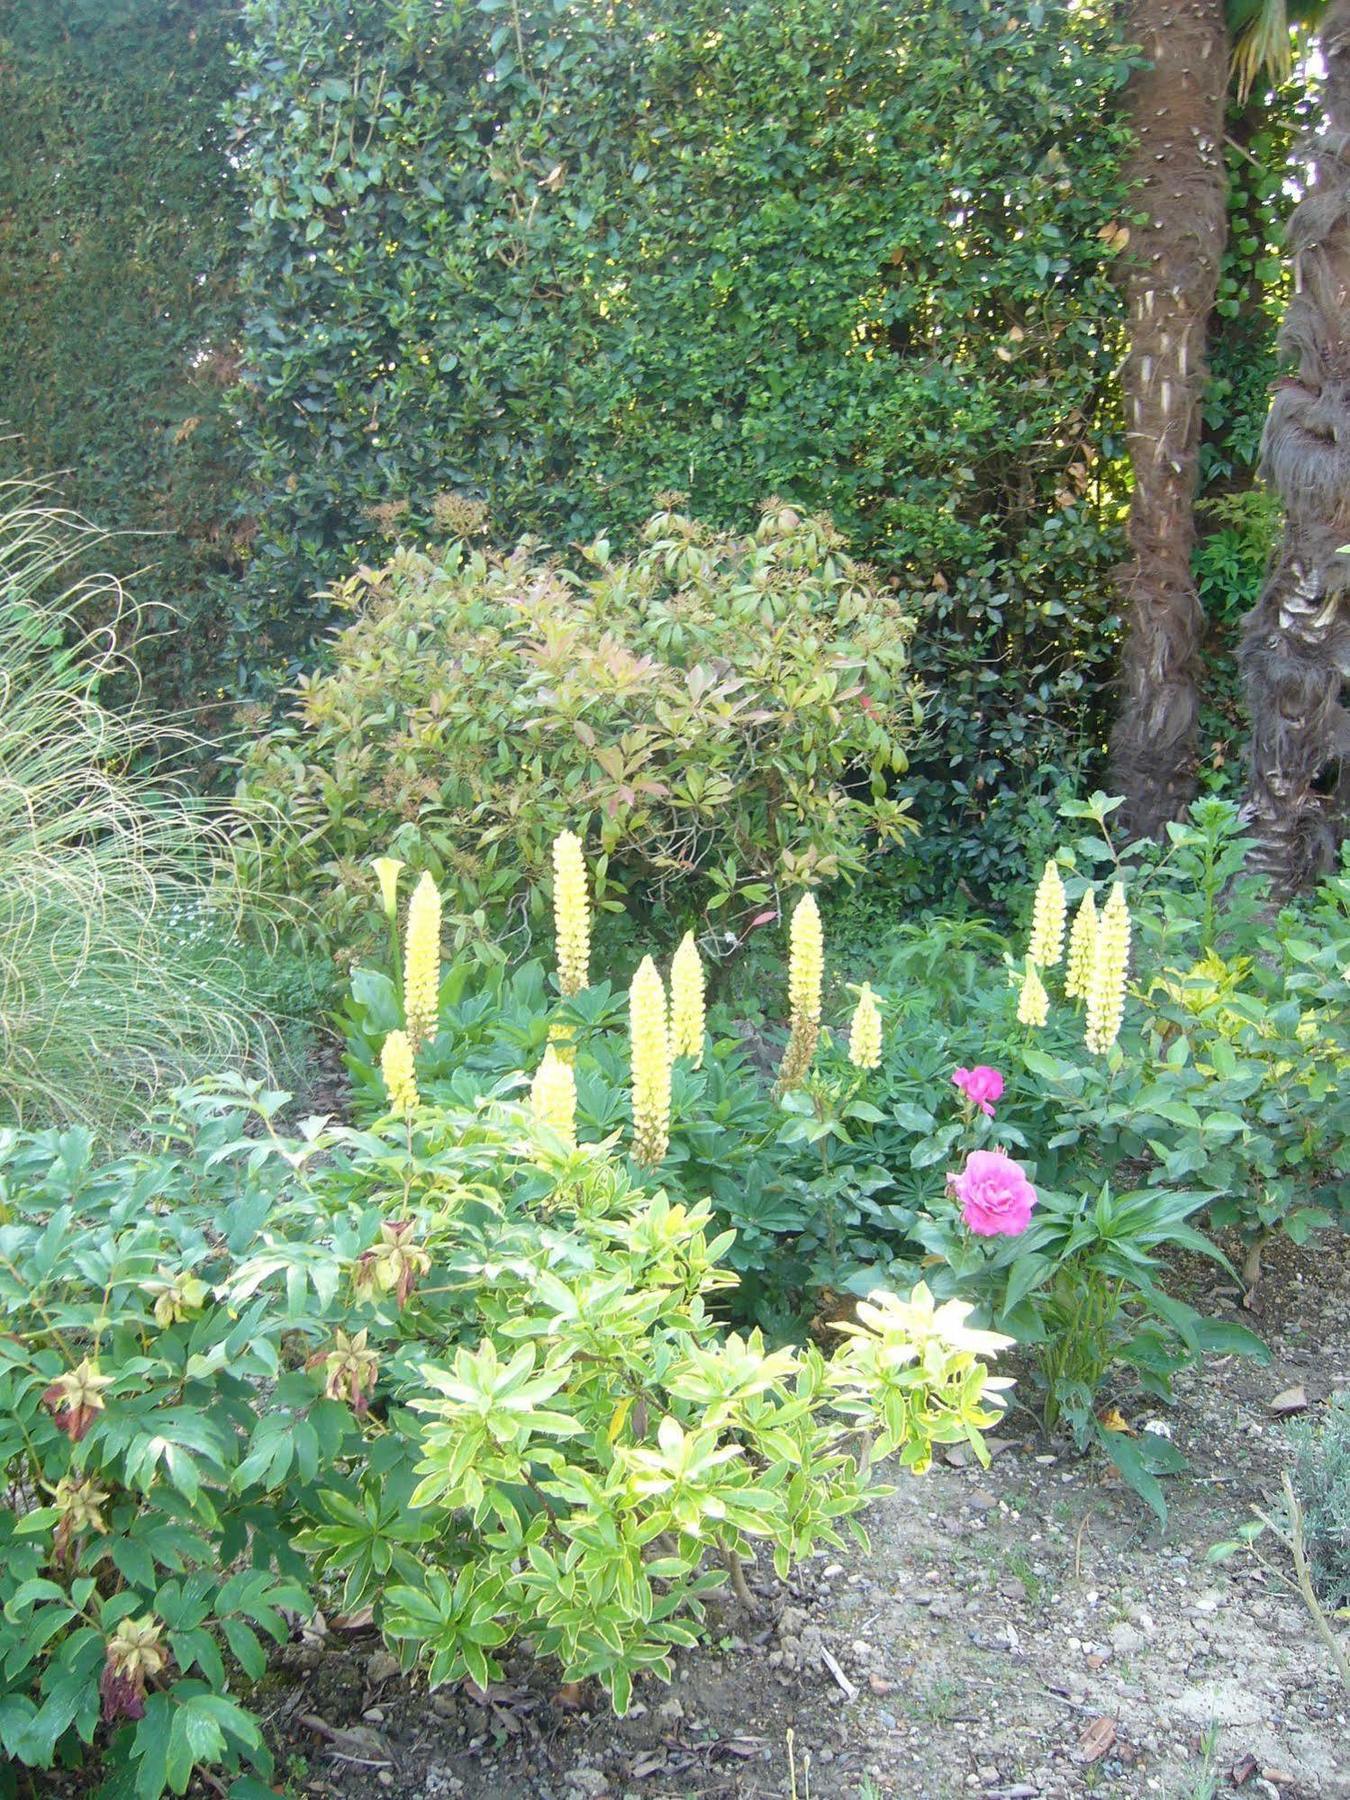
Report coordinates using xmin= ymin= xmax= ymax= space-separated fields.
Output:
xmin=819 ymin=1643 xmax=859 ymax=1702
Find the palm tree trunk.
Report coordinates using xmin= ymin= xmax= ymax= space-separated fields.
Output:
xmin=1240 ymin=0 xmax=1350 ymax=891
xmin=1110 ymin=0 xmax=1231 ymax=838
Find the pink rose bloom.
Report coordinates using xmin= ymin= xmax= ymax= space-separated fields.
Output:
xmin=950 ymin=1149 xmax=1036 ymax=1238
xmin=952 ymin=1064 xmax=1004 ymax=1117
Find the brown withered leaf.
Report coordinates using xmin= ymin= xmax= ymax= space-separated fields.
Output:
xmin=329 ymin=1607 xmax=374 ymax=1633
xmin=1074 ymin=1716 xmax=1117 ymax=1764
xmin=941 ymin=1436 xmax=1014 ymax=1468
xmin=1268 ymin=1385 xmax=1308 ymax=1417
xmin=1230 ymin=1753 xmax=1258 ymax=1786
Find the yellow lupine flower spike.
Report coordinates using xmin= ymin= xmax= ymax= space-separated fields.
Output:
xmin=669 ymin=932 xmax=705 ymax=1066
xmin=629 ymin=954 xmax=671 ymax=1168
xmin=1017 ymin=958 xmax=1049 ymax=1029
xmin=1028 ymin=859 xmax=1067 ymax=967
xmin=530 ymin=1045 xmax=577 ymax=1149
xmin=848 ymin=982 xmax=883 ymax=1070
xmin=381 ymin=1029 xmax=419 ymax=1116
xmin=787 ymin=892 xmax=823 ymax=1032
xmin=403 ymin=871 xmax=441 ymax=1050
xmin=1064 ymin=888 xmax=1098 ymax=1001
xmin=552 ymin=830 xmax=591 ymax=998
xmin=778 ymin=891 xmax=824 ymax=1090
xmin=1085 ymin=882 xmax=1131 ymax=1054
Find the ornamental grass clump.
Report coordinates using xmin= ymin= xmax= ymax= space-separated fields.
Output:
xmin=629 ymin=955 xmax=672 ymax=1167
xmin=0 ymin=485 xmax=279 ymax=1127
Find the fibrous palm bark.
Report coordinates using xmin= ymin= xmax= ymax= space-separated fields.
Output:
xmin=1110 ymin=0 xmax=1232 ymax=839
xmin=1240 ymin=0 xmax=1350 ymax=890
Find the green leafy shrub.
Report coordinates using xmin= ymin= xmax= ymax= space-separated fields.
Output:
xmin=342 ymin=812 xmax=1335 ymax=1518
xmin=237 ymin=503 xmax=921 ymax=954
xmin=231 ymin=0 xmax=1134 ymax=902
xmin=0 ymin=491 xmax=284 ymax=1128
xmin=0 ymin=1078 xmax=1008 ymax=1793
xmin=1011 ymin=798 xmax=1348 ymax=1279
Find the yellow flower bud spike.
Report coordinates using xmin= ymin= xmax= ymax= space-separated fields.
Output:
xmin=530 ymin=1044 xmax=577 ymax=1149
xmin=629 ymin=954 xmax=671 ymax=1167
xmin=669 ymin=932 xmax=705 ymax=1066
xmin=1028 ymin=858 xmax=1067 ymax=968
xmin=1085 ymin=882 xmax=1131 ymax=1054
xmin=403 ymin=871 xmax=441 ymax=1050
xmin=553 ymin=831 xmax=591 ymax=998
xmin=778 ymin=892 xmax=824 ymax=1091
xmin=1064 ymin=888 xmax=1098 ymax=1002
xmin=847 ymin=982 xmax=883 ymax=1070
xmin=381 ymin=1028 xmax=419 ymax=1117
xmin=1016 ymin=957 xmax=1049 ymax=1029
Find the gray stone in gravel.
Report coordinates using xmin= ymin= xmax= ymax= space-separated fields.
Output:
xmin=566 ymin=1769 xmax=608 ymax=1798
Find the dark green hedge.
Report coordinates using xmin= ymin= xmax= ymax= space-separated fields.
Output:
xmin=232 ymin=0 xmax=1136 ymax=900
xmin=0 ymin=0 xmax=243 ymax=713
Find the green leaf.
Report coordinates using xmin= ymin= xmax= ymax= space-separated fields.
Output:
xmin=1097 ymin=1426 xmax=1170 ymax=1528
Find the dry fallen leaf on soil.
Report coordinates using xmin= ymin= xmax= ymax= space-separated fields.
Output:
xmin=330 ymin=1606 xmax=375 ymax=1632
xmin=296 ymin=1714 xmax=393 ymax=1767
xmin=941 ymin=1436 xmax=1014 ymax=1467
xmin=1230 ymin=1753 xmax=1258 ymax=1785
xmin=1074 ymin=1715 xmax=1117 ymax=1763
xmin=1268 ymin=1384 xmax=1308 ymax=1416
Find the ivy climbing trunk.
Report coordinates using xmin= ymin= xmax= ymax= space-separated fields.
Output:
xmin=1110 ymin=0 xmax=1231 ymax=838
xmin=1240 ymin=0 xmax=1350 ymax=891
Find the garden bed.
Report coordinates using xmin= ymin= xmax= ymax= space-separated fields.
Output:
xmin=263 ymin=1232 xmax=1350 ymax=1800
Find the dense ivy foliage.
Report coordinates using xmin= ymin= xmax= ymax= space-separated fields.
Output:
xmin=0 ymin=0 xmax=243 ymax=713
xmin=233 ymin=0 xmax=1136 ymax=899
xmin=0 ymin=0 xmax=1309 ymax=894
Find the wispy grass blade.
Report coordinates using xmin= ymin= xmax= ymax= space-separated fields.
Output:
xmin=0 ymin=482 xmax=283 ymax=1126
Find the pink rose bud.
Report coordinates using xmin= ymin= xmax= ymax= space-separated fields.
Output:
xmin=952 ymin=1064 xmax=1005 ymax=1118
xmin=949 ymin=1149 xmax=1037 ymax=1238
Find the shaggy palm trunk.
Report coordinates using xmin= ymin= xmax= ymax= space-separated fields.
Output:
xmin=1240 ymin=0 xmax=1350 ymax=891
xmin=1110 ymin=0 xmax=1231 ymax=838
